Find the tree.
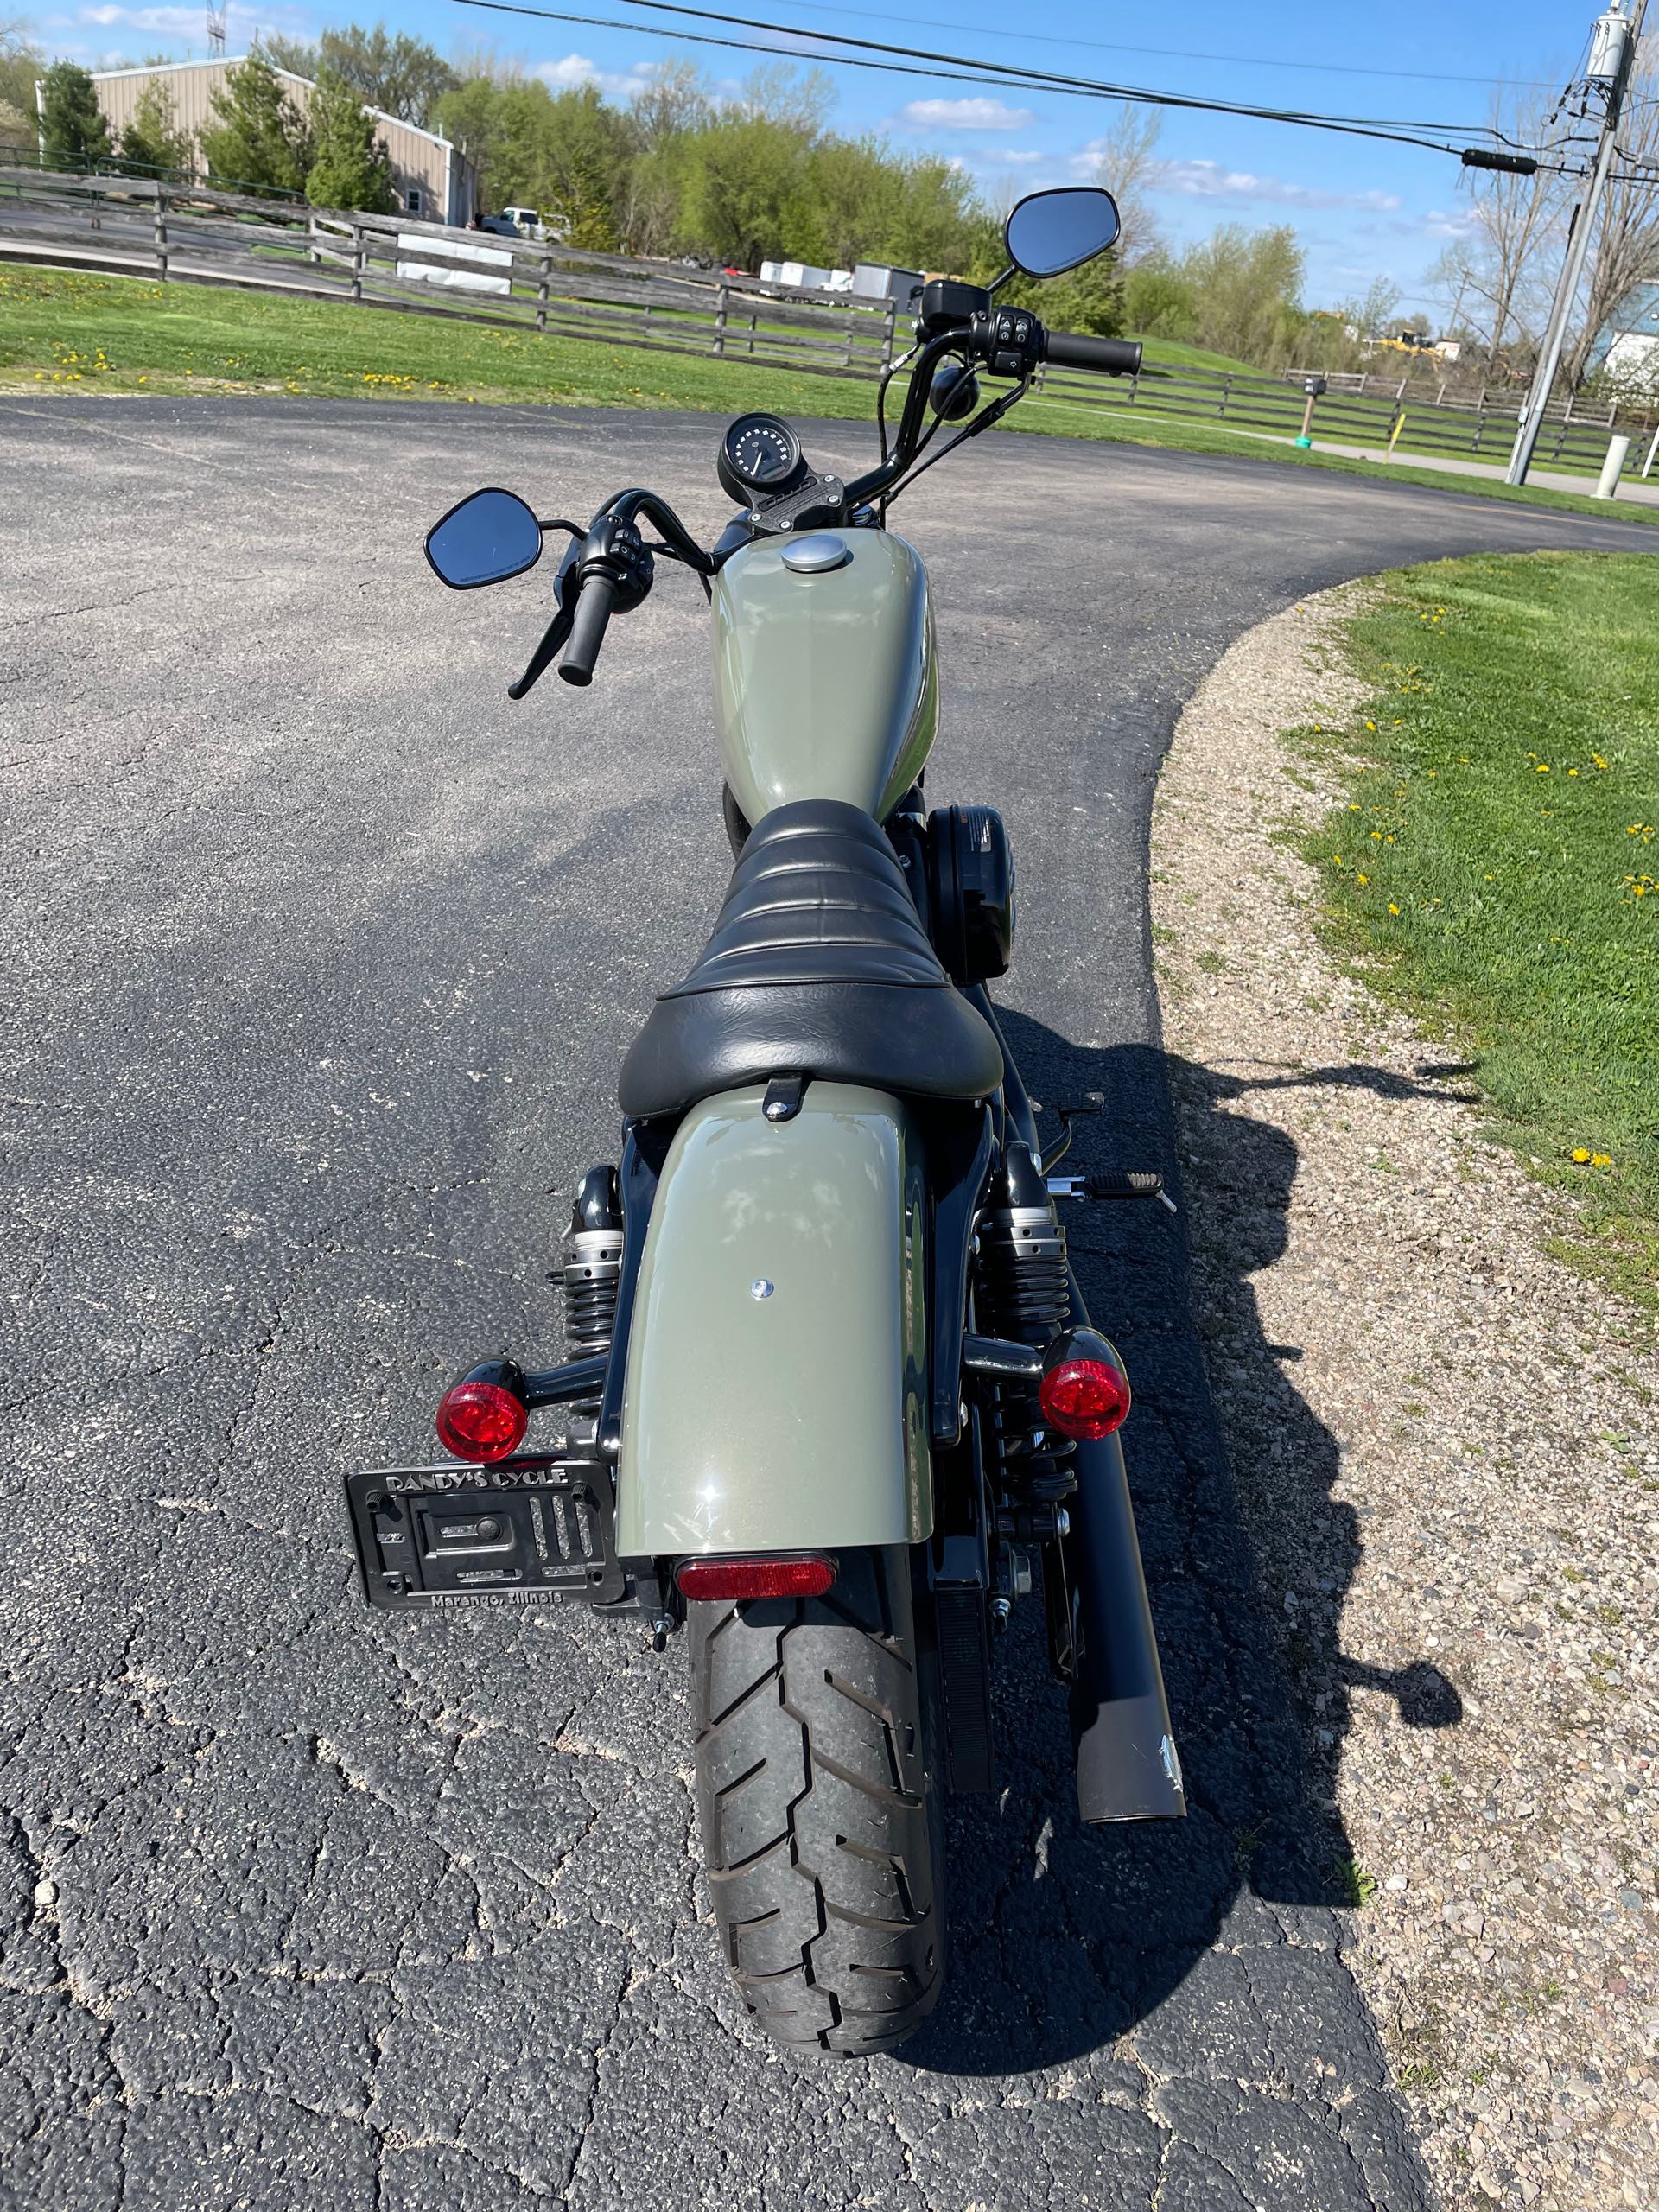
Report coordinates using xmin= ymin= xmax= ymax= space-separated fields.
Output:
xmin=200 ymin=51 xmax=310 ymax=196
xmin=318 ymin=25 xmax=455 ymax=127
xmin=431 ymin=75 xmax=546 ymax=212
xmin=1 ymin=18 xmax=41 ymax=143
xmin=1429 ymin=86 xmax=1566 ymax=380
xmin=1564 ymin=51 xmax=1659 ymax=387
xmin=674 ymin=107 xmax=812 ymax=270
xmin=117 ymin=79 xmax=193 ymax=179
xmin=1175 ymin=223 xmax=1306 ymax=367
xmin=305 ymin=64 xmax=395 ymax=213
xmin=732 ymin=63 xmax=834 ymax=135
xmin=526 ymin=81 xmax=630 ymax=248
xmin=39 ymin=60 xmax=112 ymax=171
xmin=258 ymin=33 xmax=318 ymax=80
xmin=631 ymin=59 xmax=709 ymax=149
xmin=1089 ymin=102 xmax=1165 ymax=264
xmin=623 ymin=62 xmax=707 ymax=254
xmin=264 ymin=25 xmax=455 ymax=124
xmin=1123 ymin=255 xmax=1198 ymax=340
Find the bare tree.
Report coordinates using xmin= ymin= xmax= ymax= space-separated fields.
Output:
xmin=1564 ymin=49 xmax=1659 ymax=385
xmin=1430 ymin=84 xmax=1568 ymax=378
xmin=732 ymin=64 xmax=834 ymax=134
xmin=1089 ymin=101 xmax=1165 ymax=262
xmin=631 ymin=59 xmax=709 ymax=147
xmin=0 ymin=16 xmax=43 ymax=141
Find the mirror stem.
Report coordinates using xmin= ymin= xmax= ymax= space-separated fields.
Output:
xmin=986 ymin=264 xmax=1018 ymax=296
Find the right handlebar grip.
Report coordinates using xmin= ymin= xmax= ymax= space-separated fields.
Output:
xmin=559 ymin=571 xmax=617 ymax=688
xmin=1043 ymin=331 xmax=1143 ymax=377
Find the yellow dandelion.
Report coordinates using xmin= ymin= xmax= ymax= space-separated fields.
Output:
xmin=1535 ymin=764 xmax=1550 ymax=773
xmin=1357 ymin=872 xmax=1370 ymax=886
xmin=1592 ymin=1154 xmax=1611 ymax=1168
xmin=1388 ymin=902 xmax=1401 ymax=916
xmin=1572 ymin=1148 xmax=1591 ymax=1163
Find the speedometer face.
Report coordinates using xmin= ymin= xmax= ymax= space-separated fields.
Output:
xmin=721 ymin=413 xmax=802 ymax=491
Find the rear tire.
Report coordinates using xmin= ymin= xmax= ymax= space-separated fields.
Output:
xmin=689 ymin=1544 xmax=946 ymax=2055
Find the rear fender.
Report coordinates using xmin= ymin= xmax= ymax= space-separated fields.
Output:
xmin=615 ymin=1083 xmax=931 ymax=1557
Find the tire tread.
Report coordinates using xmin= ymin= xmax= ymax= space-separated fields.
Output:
xmin=690 ymin=1546 xmax=944 ymax=2055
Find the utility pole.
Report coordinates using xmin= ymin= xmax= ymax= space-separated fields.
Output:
xmin=1508 ymin=0 xmax=1648 ymax=485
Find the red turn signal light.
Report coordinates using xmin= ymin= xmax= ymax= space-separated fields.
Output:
xmin=435 ymin=1369 xmax=528 ymax=1463
xmin=676 ymin=1554 xmax=837 ymax=1602
xmin=1039 ymin=1328 xmax=1131 ymax=1441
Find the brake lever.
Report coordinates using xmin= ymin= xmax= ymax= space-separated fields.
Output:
xmin=507 ymin=606 xmax=575 ymax=701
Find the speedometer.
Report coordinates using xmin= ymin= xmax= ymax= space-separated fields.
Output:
xmin=717 ymin=413 xmax=806 ymax=503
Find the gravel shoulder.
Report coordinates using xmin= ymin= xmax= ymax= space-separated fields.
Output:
xmin=1150 ymin=584 xmax=1659 ymax=2211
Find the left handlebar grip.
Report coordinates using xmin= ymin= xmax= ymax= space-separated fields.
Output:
xmin=559 ymin=571 xmax=617 ymax=688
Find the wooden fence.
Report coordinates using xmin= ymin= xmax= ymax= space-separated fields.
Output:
xmin=0 ymin=164 xmax=901 ymax=381
xmin=1035 ymin=360 xmax=1635 ymax=476
xmin=2 ymin=164 xmax=1650 ymax=477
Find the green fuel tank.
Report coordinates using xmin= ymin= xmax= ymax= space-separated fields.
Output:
xmin=711 ymin=530 xmax=938 ymax=826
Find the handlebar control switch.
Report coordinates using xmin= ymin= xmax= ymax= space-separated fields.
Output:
xmin=564 ymin=517 xmax=654 ymax=615
xmin=960 ymin=306 xmax=1044 ymax=381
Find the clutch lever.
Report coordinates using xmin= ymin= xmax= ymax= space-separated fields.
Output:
xmin=507 ymin=537 xmax=583 ymax=700
xmin=507 ymin=606 xmax=575 ymax=701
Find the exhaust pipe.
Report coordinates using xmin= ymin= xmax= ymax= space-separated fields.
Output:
xmin=1063 ymin=1277 xmax=1185 ymax=1824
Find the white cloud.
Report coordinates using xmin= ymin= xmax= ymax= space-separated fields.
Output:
xmin=899 ymin=97 xmax=1036 ymax=131
xmin=1421 ymin=207 xmax=1478 ymax=239
xmin=535 ymin=52 xmax=661 ymax=101
xmin=74 ymin=2 xmax=308 ymax=32
xmin=1152 ymin=158 xmax=1402 ymax=213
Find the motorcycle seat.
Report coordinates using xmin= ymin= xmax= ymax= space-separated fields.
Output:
xmin=617 ymin=799 xmax=1003 ymax=1120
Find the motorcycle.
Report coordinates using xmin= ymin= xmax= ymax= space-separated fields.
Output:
xmin=346 ymin=186 xmax=1185 ymax=2057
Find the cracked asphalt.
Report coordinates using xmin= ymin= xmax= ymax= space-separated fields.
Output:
xmin=3 ymin=395 xmax=1653 ymax=2212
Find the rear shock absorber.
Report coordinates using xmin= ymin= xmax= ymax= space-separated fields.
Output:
xmin=975 ymin=1141 xmax=1076 ymax=1504
xmin=563 ymin=1166 xmax=623 ymax=1364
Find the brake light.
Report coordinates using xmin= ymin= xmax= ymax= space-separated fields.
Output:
xmin=676 ymin=1554 xmax=836 ymax=1601
xmin=1039 ymin=1345 xmax=1131 ymax=1440
xmin=435 ymin=1375 xmax=528 ymax=1463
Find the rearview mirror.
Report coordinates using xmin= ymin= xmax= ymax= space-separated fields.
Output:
xmin=1004 ymin=187 xmax=1122 ymax=278
xmin=425 ymin=487 xmax=543 ymax=590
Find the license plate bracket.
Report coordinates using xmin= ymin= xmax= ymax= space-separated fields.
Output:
xmin=345 ymin=1457 xmax=626 ymax=1611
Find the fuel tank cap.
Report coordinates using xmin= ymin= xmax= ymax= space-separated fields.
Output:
xmin=779 ymin=533 xmax=852 ymax=574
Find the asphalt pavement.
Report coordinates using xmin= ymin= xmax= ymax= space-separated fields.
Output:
xmin=3 ymin=395 xmax=1653 ymax=2212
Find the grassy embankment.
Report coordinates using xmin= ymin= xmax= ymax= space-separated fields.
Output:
xmin=1296 ymin=552 xmax=1659 ymax=1313
xmin=3 ymin=265 xmax=1654 ymax=530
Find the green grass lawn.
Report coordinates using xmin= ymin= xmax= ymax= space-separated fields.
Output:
xmin=3 ymin=263 xmax=1655 ymax=533
xmin=1296 ymin=552 xmax=1659 ymax=1311
xmin=1127 ymin=334 xmax=1262 ymax=376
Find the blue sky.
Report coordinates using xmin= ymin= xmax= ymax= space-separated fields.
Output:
xmin=44 ymin=0 xmax=1606 ymax=315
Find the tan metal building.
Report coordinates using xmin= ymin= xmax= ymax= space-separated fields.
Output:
xmin=90 ymin=57 xmax=476 ymax=225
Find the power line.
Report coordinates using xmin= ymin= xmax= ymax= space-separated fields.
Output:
xmin=450 ymin=0 xmax=1578 ymax=163
xmin=474 ymin=0 xmax=1497 ymax=133
xmin=696 ymin=0 xmax=1571 ymax=94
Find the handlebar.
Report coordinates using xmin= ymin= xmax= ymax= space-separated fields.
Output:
xmin=1043 ymin=330 xmax=1142 ymax=377
xmin=559 ymin=570 xmax=617 ymax=687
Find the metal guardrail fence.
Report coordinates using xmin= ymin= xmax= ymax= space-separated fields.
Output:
xmin=3 ymin=165 xmax=1652 ymax=474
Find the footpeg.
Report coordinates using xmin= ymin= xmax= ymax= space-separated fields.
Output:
xmin=1047 ymin=1171 xmax=1177 ymax=1214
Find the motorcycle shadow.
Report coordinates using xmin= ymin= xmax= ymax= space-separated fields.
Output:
xmin=899 ymin=1014 xmax=1461 ymax=2077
